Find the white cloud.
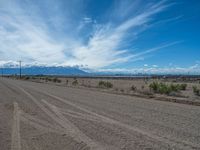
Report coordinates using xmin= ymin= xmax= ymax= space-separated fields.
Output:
xmin=83 ymin=17 xmax=93 ymax=23
xmin=152 ymin=65 xmax=158 ymax=68
xmin=0 ymin=0 xmax=178 ymax=69
xmin=190 ymin=64 xmax=199 ymax=69
xmin=96 ymin=64 xmax=200 ymax=75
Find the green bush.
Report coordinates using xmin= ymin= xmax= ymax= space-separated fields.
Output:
xmin=193 ymin=86 xmax=200 ymax=96
xmin=149 ymin=82 xmax=185 ymax=95
xmin=98 ymin=81 xmax=113 ymax=88
xmin=131 ymin=85 xmax=137 ymax=91
xmin=57 ymin=79 xmax=61 ymax=83
xmin=149 ymin=82 xmax=159 ymax=92
xmin=179 ymin=84 xmax=187 ymax=90
xmin=158 ymin=83 xmax=171 ymax=94
xmin=66 ymin=79 xmax=69 ymax=85
xmin=170 ymin=84 xmax=179 ymax=92
xmin=51 ymin=77 xmax=61 ymax=83
xmin=72 ymin=79 xmax=78 ymax=86
xmin=53 ymin=77 xmax=58 ymax=82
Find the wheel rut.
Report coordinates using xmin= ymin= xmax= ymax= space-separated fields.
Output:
xmin=11 ymin=102 xmax=21 ymax=150
xmin=17 ymin=86 xmax=105 ymax=150
xmin=8 ymin=82 xmax=200 ymax=150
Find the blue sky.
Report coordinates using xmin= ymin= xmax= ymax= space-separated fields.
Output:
xmin=0 ymin=0 xmax=200 ymax=74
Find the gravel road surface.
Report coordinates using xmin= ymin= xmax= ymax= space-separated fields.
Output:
xmin=0 ymin=78 xmax=200 ymax=150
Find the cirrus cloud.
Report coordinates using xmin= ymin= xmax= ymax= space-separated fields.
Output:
xmin=0 ymin=0 xmax=179 ymax=70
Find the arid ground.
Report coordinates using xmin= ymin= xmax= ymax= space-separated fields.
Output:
xmin=0 ymin=77 xmax=200 ymax=150
xmin=20 ymin=76 xmax=200 ymax=105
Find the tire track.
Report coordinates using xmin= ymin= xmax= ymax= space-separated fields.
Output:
xmin=0 ymin=80 xmax=20 ymax=95
xmin=18 ymin=86 xmax=104 ymax=150
xmin=21 ymin=139 xmax=29 ymax=150
xmin=20 ymin=109 xmax=63 ymax=132
xmin=11 ymin=102 xmax=21 ymax=150
xmin=44 ymin=92 xmax=200 ymax=150
xmin=20 ymin=112 xmax=65 ymax=135
xmin=61 ymin=112 xmax=102 ymax=123
xmin=58 ymin=107 xmax=103 ymax=123
xmin=42 ymin=99 xmax=104 ymax=150
xmin=15 ymin=84 xmax=200 ymax=149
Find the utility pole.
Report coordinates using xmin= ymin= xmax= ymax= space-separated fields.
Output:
xmin=1 ymin=67 xmax=3 ymax=78
xmin=19 ymin=60 xmax=22 ymax=79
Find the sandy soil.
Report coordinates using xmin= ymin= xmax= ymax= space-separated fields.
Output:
xmin=0 ymin=78 xmax=200 ymax=150
xmin=24 ymin=76 xmax=200 ymax=105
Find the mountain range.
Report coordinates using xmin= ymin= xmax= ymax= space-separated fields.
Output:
xmin=1 ymin=66 xmax=87 ymax=75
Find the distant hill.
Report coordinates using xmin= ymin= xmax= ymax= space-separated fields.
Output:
xmin=1 ymin=66 xmax=88 ymax=75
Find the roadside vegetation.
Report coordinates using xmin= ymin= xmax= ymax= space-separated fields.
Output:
xmin=149 ymin=82 xmax=187 ymax=95
xmin=193 ymin=86 xmax=200 ymax=96
xmin=52 ymin=77 xmax=61 ymax=83
xmin=98 ymin=81 xmax=113 ymax=88
xmin=21 ymin=76 xmax=30 ymax=80
xmin=131 ymin=85 xmax=137 ymax=91
xmin=38 ymin=77 xmax=62 ymax=83
xmin=72 ymin=79 xmax=78 ymax=86
xmin=6 ymin=75 xmax=200 ymax=101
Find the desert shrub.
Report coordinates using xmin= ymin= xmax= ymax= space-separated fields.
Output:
xmin=98 ymin=81 xmax=113 ymax=88
xmin=158 ymin=83 xmax=171 ymax=94
xmin=57 ymin=79 xmax=61 ymax=83
xmin=169 ymin=83 xmax=187 ymax=91
xmin=193 ymin=86 xmax=200 ymax=96
xmin=120 ymin=89 xmax=124 ymax=92
xmin=104 ymin=81 xmax=113 ymax=88
xmin=141 ymin=85 xmax=145 ymax=90
xmin=51 ymin=77 xmax=61 ymax=83
xmin=114 ymin=88 xmax=119 ymax=91
xmin=53 ymin=77 xmax=58 ymax=82
xmin=66 ymin=79 xmax=69 ymax=85
xmin=72 ymin=79 xmax=78 ymax=86
xmin=149 ymin=82 xmax=185 ymax=95
xmin=98 ymin=81 xmax=104 ymax=87
xmin=131 ymin=85 xmax=137 ymax=91
xmin=149 ymin=82 xmax=159 ymax=92
xmin=179 ymin=84 xmax=187 ymax=90
xmin=169 ymin=84 xmax=179 ymax=92
xmin=45 ymin=77 xmax=49 ymax=82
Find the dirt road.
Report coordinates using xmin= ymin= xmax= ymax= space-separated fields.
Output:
xmin=0 ymin=78 xmax=200 ymax=150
